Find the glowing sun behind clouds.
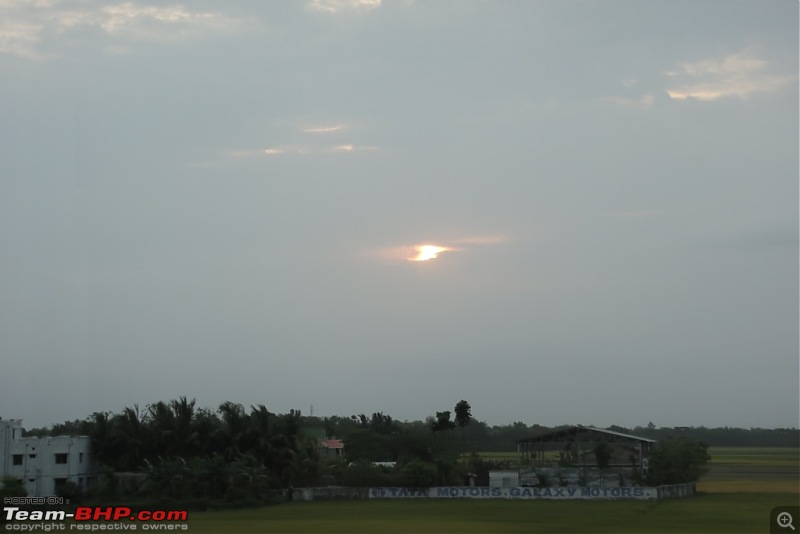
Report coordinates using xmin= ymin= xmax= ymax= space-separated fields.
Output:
xmin=408 ymin=245 xmax=453 ymax=262
xmin=371 ymin=235 xmax=506 ymax=263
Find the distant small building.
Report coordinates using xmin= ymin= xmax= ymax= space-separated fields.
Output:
xmin=320 ymin=439 xmax=344 ymax=459
xmin=0 ymin=418 xmax=96 ymax=497
xmin=489 ymin=470 xmax=519 ymax=488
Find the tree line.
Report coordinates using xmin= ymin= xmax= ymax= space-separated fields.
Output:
xmin=29 ymin=409 xmax=797 ymax=452
xmin=17 ymin=398 xmax=480 ymax=502
xmin=14 ymin=399 xmax=796 ymax=504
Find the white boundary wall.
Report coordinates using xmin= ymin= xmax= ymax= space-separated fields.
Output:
xmin=368 ymin=485 xmax=697 ymax=500
xmin=292 ymin=484 xmax=696 ymax=501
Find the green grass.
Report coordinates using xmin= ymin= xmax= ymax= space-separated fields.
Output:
xmin=707 ymin=447 xmax=800 ymax=467
xmin=699 ymin=447 xmax=799 ymax=493
xmin=188 ymin=494 xmax=799 ymax=533
xmin=184 ymin=447 xmax=799 ymax=533
xmin=697 ymin=479 xmax=798 ymax=493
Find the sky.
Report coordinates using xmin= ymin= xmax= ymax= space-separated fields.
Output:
xmin=0 ymin=0 xmax=797 ymax=431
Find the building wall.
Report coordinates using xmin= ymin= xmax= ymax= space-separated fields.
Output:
xmin=0 ymin=418 xmax=95 ymax=497
xmin=489 ymin=470 xmax=520 ymax=488
xmin=0 ymin=420 xmax=24 ymax=481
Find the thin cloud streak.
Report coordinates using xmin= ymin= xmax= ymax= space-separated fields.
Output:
xmin=219 ymin=119 xmax=377 ymax=160
xmin=225 ymin=144 xmax=378 ymax=158
xmin=301 ymin=125 xmax=346 ymax=133
xmin=666 ymin=50 xmax=795 ymax=101
xmin=0 ymin=0 xmax=250 ymax=59
xmin=307 ymin=0 xmax=381 ymax=14
xmin=98 ymin=4 xmax=245 ymax=39
xmin=225 ymin=146 xmax=309 ymax=158
xmin=263 ymin=145 xmax=309 ymax=156
xmin=327 ymin=144 xmax=379 ymax=153
xmin=449 ymin=235 xmax=510 ymax=245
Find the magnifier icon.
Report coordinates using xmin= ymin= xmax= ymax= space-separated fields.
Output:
xmin=778 ymin=512 xmax=795 ymax=531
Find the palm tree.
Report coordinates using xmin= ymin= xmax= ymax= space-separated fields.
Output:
xmin=86 ymin=412 xmax=116 ymax=467
xmin=146 ymin=401 xmax=176 ymax=458
xmin=170 ymin=397 xmax=198 ymax=457
xmin=247 ymin=405 xmax=275 ymax=466
xmin=114 ymin=405 xmax=148 ymax=470
xmin=216 ymin=402 xmax=249 ymax=461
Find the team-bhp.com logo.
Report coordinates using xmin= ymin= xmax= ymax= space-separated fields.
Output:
xmin=4 ymin=504 xmax=189 ymax=531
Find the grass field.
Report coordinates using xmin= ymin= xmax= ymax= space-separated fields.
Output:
xmin=187 ymin=447 xmax=799 ymax=533
xmin=698 ymin=447 xmax=799 ymax=493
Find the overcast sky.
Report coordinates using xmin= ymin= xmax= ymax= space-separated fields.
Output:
xmin=1 ymin=0 xmax=797 ymax=431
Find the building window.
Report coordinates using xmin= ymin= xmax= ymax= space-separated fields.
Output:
xmin=55 ymin=453 xmax=68 ymax=464
xmin=79 ymin=452 xmax=84 ymax=464
xmin=28 ymin=454 xmax=36 ymax=459
xmin=12 ymin=454 xmax=23 ymax=465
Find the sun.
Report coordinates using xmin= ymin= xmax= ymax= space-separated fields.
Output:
xmin=408 ymin=245 xmax=452 ymax=262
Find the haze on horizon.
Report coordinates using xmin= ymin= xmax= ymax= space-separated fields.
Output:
xmin=0 ymin=0 xmax=797 ymax=431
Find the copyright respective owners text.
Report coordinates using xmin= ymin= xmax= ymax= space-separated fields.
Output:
xmin=3 ymin=498 xmax=190 ymax=531
xmin=772 ymin=506 xmax=800 ymax=534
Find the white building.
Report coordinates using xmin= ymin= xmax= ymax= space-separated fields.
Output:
xmin=0 ymin=418 xmax=96 ymax=497
xmin=489 ymin=470 xmax=520 ymax=488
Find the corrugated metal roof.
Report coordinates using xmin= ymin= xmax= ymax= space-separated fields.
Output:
xmin=584 ymin=426 xmax=657 ymax=443
xmin=516 ymin=425 xmax=656 ymax=444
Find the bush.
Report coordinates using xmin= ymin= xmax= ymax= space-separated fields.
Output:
xmin=594 ymin=443 xmax=611 ymax=471
xmin=645 ymin=438 xmax=710 ymax=485
xmin=535 ymin=472 xmax=551 ymax=487
xmin=340 ymin=461 xmax=395 ymax=487
xmin=56 ymin=481 xmax=82 ymax=502
xmin=1 ymin=476 xmax=26 ymax=499
xmin=397 ymin=461 xmax=438 ymax=488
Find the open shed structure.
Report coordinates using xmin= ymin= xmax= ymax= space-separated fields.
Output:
xmin=516 ymin=426 xmax=656 ymax=486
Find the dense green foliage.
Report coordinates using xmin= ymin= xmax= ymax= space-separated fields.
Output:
xmin=28 ymin=412 xmax=798 ymax=453
xmin=593 ymin=442 xmax=612 ymax=471
xmin=0 ymin=476 xmax=27 ymax=498
xmin=19 ymin=398 xmax=796 ymax=503
xmin=645 ymin=438 xmax=711 ymax=485
xmin=22 ymin=398 xmax=318 ymax=500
